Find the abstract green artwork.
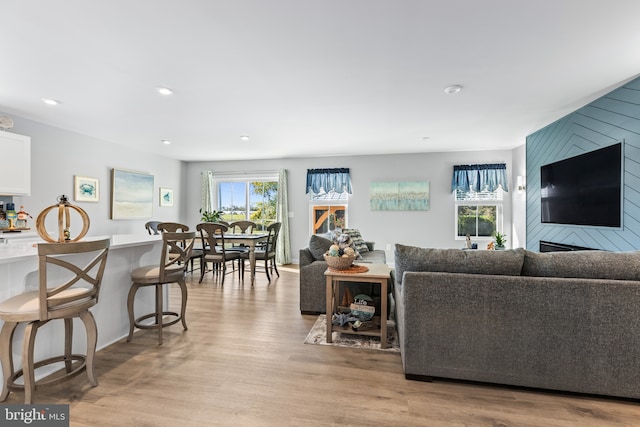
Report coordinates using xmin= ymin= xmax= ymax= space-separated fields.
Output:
xmin=369 ymin=181 xmax=430 ymax=211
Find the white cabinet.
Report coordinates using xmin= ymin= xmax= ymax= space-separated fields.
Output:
xmin=0 ymin=132 xmax=31 ymax=196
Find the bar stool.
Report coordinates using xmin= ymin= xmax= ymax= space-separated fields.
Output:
xmin=0 ymin=239 xmax=110 ymax=403
xmin=127 ymin=231 xmax=195 ymax=345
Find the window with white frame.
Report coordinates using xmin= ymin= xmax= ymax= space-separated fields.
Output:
xmin=451 ymin=163 xmax=508 ymax=240
xmin=214 ymin=174 xmax=278 ymax=232
xmin=309 ymin=189 xmax=348 ymax=235
xmin=454 ymin=188 xmax=503 ymax=239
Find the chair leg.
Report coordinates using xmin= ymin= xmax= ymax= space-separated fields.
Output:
xmin=79 ymin=310 xmax=98 ymax=386
xmin=126 ymin=283 xmax=139 ymax=342
xmin=179 ymin=279 xmax=188 ymax=331
xmin=199 ymin=259 xmax=206 ymax=283
xmin=64 ymin=318 xmax=73 ymax=373
xmin=22 ymin=321 xmax=41 ymax=404
xmin=265 ymin=258 xmax=271 ymax=281
xmin=156 ymin=284 xmax=163 ymax=345
xmin=272 ymin=258 xmax=280 ymax=277
xmin=0 ymin=321 xmax=18 ymax=401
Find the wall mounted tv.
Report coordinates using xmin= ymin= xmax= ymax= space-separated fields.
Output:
xmin=540 ymin=142 xmax=622 ymax=228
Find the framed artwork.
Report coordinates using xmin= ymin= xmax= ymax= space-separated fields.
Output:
xmin=370 ymin=181 xmax=430 ymax=211
xmin=159 ymin=187 xmax=174 ymax=207
xmin=74 ymin=175 xmax=99 ymax=202
xmin=111 ymin=168 xmax=154 ymax=219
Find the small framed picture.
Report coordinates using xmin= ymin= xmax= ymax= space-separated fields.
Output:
xmin=159 ymin=187 xmax=174 ymax=207
xmin=74 ymin=176 xmax=100 ymax=202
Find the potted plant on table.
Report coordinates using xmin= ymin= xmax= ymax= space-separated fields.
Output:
xmin=493 ymin=231 xmax=507 ymax=250
xmin=199 ymin=209 xmax=224 ymax=222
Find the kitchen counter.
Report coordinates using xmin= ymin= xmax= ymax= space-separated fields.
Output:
xmin=0 ymin=233 xmax=164 ymax=386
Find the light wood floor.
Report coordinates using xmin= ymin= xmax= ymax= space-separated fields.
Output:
xmin=8 ymin=264 xmax=640 ymax=426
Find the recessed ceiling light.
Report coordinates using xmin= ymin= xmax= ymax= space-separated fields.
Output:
xmin=156 ymin=87 xmax=174 ymax=96
xmin=42 ymin=98 xmax=62 ymax=105
xmin=161 ymin=139 xmax=172 ymax=145
xmin=240 ymin=135 xmax=250 ymax=141
xmin=444 ymin=85 xmax=463 ymax=94
xmin=422 ymin=136 xmax=430 ymax=141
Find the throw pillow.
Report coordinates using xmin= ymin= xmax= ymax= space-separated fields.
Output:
xmin=309 ymin=235 xmax=333 ymax=261
xmin=342 ymin=229 xmax=369 ymax=253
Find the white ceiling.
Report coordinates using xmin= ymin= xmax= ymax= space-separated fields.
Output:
xmin=1 ymin=1 xmax=639 ymax=162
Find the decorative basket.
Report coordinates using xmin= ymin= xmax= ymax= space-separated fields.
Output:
xmin=324 ymin=254 xmax=356 ymax=270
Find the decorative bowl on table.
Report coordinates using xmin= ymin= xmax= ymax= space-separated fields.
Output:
xmin=324 ymin=253 xmax=356 ymax=270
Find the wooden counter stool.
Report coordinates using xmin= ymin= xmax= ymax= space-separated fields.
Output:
xmin=0 ymin=238 xmax=110 ymax=404
xmin=127 ymin=231 xmax=195 ymax=345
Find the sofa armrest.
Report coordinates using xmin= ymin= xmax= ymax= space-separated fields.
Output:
xmin=299 ymin=248 xmax=315 ymax=268
xmin=365 ymin=241 xmax=375 ymax=251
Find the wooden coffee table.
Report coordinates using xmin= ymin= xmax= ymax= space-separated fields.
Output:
xmin=324 ymin=263 xmax=392 ymax=348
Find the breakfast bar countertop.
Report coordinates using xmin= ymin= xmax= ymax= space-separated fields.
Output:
xmin=0 ymin=233 xmax=162 ymax=264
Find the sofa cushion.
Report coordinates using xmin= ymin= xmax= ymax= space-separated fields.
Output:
xmin=522 ymin=249 xmax=640 ymax=280
xmin=342 ymin=229 xmax=369 ymax=253
xmin=309 ymin=235 xmax=333 ymax=261
xmin=394 ymin=244 xmax=525 ymax=285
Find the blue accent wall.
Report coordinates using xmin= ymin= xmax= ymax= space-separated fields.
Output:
xmin=526 ymin=77 xmax=640 ymax=252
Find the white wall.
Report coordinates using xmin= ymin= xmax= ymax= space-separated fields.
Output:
xmin=511 ymin=144 xmax=527 ymax=249
xmin=185 ymin=149 xmax=519 ymax=264
xmin=4 ymin=112 xmax=526 ymax=259
xmin=3 ymin=113 xmax=185 ymax=236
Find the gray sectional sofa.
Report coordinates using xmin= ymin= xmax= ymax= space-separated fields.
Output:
xmin=299 ymin=234 xmax=386 ymax=314
xmin=393 ymin=244 xmax=640 ymax=399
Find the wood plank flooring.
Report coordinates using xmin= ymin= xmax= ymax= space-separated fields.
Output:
xmin=7 ymin=264 xmax=640 ymax=426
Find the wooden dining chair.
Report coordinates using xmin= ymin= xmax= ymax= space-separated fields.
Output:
xmin=0 ymin=239 xmax=110 ymax=403
xmin=127 ymin=231 xmax=195 ymax=345
xmin=196 ymin=222 xmax=243 ymax=285
xmin=145 ymin=221 xmax=162 ymax=235
xmin=157 ymin=222 xmax=202 ymax=273
xmin=252 ymin=222 xmax=282 ymax=281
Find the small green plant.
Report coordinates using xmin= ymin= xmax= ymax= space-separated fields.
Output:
xmin=493 ymin=231 xmax=507 ymax=247
xmin=199 ymin=209 xmax=224 ymax=222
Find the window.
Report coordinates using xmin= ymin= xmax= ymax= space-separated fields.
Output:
xmin=216 ymin=178 xmax=278 ymax=232
xmin=309 ymin=190 xmax=348 ymax=235
xmin=455 ymin=188 xmax=503 ymax=239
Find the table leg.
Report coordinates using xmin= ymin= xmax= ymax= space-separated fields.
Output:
xmin=380 ymin=278 xmax=388 ymax=349
xmin=246 ymin=241 xmax=257 ymax=284
xmin=326 ymin=276 xmax=333 ymax=343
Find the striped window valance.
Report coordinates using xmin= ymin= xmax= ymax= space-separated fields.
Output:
xmin=451 ymin=163 xmax=509 ymax=193
xmin=306 ymin=168 xmax=352 ymax=194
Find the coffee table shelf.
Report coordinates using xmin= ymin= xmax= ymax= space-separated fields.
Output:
xmin=324 ymin=263 xmax=391 ymax=348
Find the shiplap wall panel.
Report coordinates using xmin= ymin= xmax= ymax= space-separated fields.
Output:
xmin=526 ymin=77 xmax=640 ymax=251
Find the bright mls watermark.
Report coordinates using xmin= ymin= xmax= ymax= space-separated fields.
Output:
xmin=1 ymin=405 xmax=69 ymax=426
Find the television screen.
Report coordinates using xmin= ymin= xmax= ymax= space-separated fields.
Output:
xmin=540 ymin=143 xmax=622 ymax=227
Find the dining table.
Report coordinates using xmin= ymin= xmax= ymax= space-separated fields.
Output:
xmin=221 ymin=233 xmax=269 ymax=284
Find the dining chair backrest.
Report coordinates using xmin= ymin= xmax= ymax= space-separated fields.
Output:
xmin=38 ymin=239 xmax=110 ymax=321
xmin=157 ymin=222 xmax=189 ymax=233
xmin=228 ymin=221 xmax=256 ymax=235
xmin=159 ymin=232 xmax=196 ymax=281
xmin=196 ymin=222 xmax=228 ymax=255
xmin=263 ymin=222 xmax=282 ymax=254
xmin=145 ymin=221 xmax=162 ymax=235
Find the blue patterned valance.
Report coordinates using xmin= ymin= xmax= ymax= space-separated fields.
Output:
xmin=451 ymin=163 xmax=509 ymax=193
xmin=306 ymin=168 xmax=352 ymax=194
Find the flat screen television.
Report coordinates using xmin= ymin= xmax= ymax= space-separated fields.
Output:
xmin=540 ymin=143 xmax=622 ymax=227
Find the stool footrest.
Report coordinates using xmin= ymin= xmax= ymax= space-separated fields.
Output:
xmin=7 ymin=354 xmax=88 ymax=391
xmin=134 ymin=311 xmax=183 ymax=329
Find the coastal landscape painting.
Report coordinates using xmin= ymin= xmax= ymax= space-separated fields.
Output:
xmin=370 ymin=181 xmax=430 ymax=211
xmin=111 ymin=169 xmax=154 ymax=219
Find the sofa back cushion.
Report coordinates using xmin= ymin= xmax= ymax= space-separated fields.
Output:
xmin=394 ymin=245 xmax=525 ymax=285
xmin=309 ymin=235 xmax=333 ymax=261
xmin=522 ymin=249 xmax=640 ymax=280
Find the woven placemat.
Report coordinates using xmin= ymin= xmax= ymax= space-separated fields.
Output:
xmin=328 ymin=264 xmax=369 ymax=274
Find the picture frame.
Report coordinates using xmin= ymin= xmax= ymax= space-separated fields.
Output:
xmin=111 ymin=168 xmax=154 ymax=219
xmin=370 ymin=181 xmax=430 ymax=211
xmin=159 ymin=187 xmax=174 ymax=207
xmin=74 ymin=175 xmax=100 ymax=202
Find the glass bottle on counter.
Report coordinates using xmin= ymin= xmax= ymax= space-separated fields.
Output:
xmin=5 ymin=203 xmax=16 ymax=229
xmin=16 ymin=205 xmax=30 ymax=228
